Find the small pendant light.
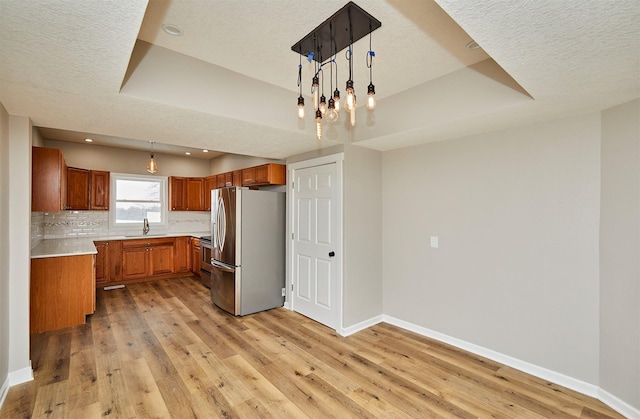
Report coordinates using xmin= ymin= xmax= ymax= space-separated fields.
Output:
xmin=147 ymin=141 xmax=158 ymax=174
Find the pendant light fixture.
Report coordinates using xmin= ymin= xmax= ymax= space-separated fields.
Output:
xmin=297 ymin=51 xmax=305 ymax=119
xmin=146 ymin=141 xmax=158 ymax=174
xmin=291 ymin=1 xmax=381 ymax=139
xmin=366 ymin=27 xmax=376 ymax=110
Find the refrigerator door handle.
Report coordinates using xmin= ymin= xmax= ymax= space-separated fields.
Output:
xmin=217 ymin=196 xmax=226 ymax=253
xmin=211 ymin=259 xmax=235 ymax=273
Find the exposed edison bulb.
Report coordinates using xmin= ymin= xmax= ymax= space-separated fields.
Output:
xmin=366 ymin=83 xmax=376 ymax=110
xmin=312 ymin=76 xmax=319 ymax=113
xmin=345 ymin=79 xmax=354 ymax=112
xmin=297 ymin=95 xmax=305 ymax=119
xmin=315 ymin=109 xmax=323 ymax=140
xmin=326 ymin=98 xmax=339 ymax=124
xmin=333 ymin=88 xmax=341 ymax=113
xmin=350 ymin=104 xmax=356 ymax=127
xmin=319 ymin=94 xmax=327 ymax=115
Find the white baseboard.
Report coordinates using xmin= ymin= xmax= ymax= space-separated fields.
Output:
xmin=9 ymin=365 xmax=33 ymax=387
xmin=598 ymin=387 xmax=640 ymax=419
xmin=362 ymin=315 xmax=639 ymax=419
xmin=382 ymin=315 xmax=599 ymax=397
xmin=0 ymin=365 xmax=33 ymax=412
xmin=340 ymin=314 xmax=384 ymax=337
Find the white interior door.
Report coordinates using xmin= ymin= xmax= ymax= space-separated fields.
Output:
xmin=291 ymin=161 xmax=339 ymax=329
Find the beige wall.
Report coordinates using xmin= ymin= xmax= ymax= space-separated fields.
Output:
xmin=343 ymin=144 xmax=383 ymax=326
xmin=44 ymin=139 xmax=210 ymax=177
xmin=600 ymin=98 xmax=640 ymax=408
xmin=382 ymin=113 xmax=602 ymax=384
xmin=0 ymin=102 xmax=10 ymax=398
xmin=209 ymin=154 xmax=282 ymax=175
xmin=7 ymin=115 xmax=33 ymax=385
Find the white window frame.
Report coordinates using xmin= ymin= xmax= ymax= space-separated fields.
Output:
xmin=109 ymin=173 xmax=168 ymax=233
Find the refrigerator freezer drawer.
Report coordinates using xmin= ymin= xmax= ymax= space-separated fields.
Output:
xmin=211 ymin=264 xmax=237 ymax=315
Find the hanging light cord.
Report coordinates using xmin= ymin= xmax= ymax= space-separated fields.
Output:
xmin=367 ymin=31 xmax=375 ymax=82
xmin=297 ymin=54 xmax=303 ymax=94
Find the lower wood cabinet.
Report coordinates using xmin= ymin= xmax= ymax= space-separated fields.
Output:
xmin=175 ymin=236 xmax=191 ymax=273
xmin=121 ymin=238 xmax=175 ymax=280
xmin=30 ymin=254 xmax=95 ymax=334
xmin=191 ymin=237 xmax=201 ymax=277
xmin=94 ymin=240 xmax=122 ymax=285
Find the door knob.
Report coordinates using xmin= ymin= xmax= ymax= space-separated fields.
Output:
xmin=329 ymin=251 xmax=335 ymax=257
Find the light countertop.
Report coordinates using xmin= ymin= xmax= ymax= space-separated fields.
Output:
xmin=31 ymin=232 xmax=209 ymax=259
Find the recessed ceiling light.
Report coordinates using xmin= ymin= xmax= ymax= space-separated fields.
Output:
xmin=466 ymin=40 xmax=480 ymax=50
xmin=185 ymin=152 xmax=191 ymax=156
xmin=162 ymin=23 xmax=183 ymax=36
xmin=202 ymin=149 xmax=209 ymax=153
xmin=84 ymin=138 xmax=93 ymax=142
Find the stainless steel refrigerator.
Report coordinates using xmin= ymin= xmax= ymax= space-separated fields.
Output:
xmin=210 ymin=187 xmax=286 ymax=316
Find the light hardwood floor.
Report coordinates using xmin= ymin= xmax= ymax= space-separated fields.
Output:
xmin=1 ymin=276 xmax=624 ymax=418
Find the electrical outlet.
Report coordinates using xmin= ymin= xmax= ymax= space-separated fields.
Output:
xmin=430 ymin=236 xmax=439 ymax=248
xmin=281 ymin=287 xmax=286 ymax=297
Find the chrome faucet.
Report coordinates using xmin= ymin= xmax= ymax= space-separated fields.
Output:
xmin=143 ymin=218 xmax=150 ymax=235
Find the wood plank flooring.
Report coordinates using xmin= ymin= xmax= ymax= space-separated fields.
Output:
xmin=1 ymin=276 xmax=624 ymax=418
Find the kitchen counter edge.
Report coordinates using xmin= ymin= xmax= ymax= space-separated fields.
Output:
xmin=31 ymin=232 xmax=209 ymax=259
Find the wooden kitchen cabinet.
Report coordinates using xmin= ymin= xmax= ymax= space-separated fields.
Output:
xmin=204 ymin=176 xmax=217 ymax=210
xmin=170 ymin=176 xmax=205 ymax=211
xmin=90 ymin=170 xmax=110 ymax=210
xmin=232 ymin=170 xmax=242 ymax=186
xmin=174 ymin=236 xmax=191 ymax=273
xmin=169 ymin=176 xmax=187 ymax=210
xmin=121 ymin=237 xmax=175 ymax=280
xmin=67 ymin=167 xmax=90 ymax=210
xmin=94 ymin=240 xmax=122 ymax=285
xmin=191 ymin=237 xmax=201 ymax=277
xmin=67 ymin=168 xmax=110 ymax=210
xmin=242 ymin=163 xmax=286 ymax=186
xmin=30 ymin=254 xmax=95 ymax=333
xmin=186 ymin=177 xmax=205 ymax=210
xmin=32 ymin=146 xmax=67 ymax=212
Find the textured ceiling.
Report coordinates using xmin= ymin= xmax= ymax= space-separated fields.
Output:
xmin=0 ymin=0 xmax=638 ymax=159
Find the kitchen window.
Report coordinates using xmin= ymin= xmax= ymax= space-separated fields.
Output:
xmin=110 ymin=173 xmax=168 ymax=231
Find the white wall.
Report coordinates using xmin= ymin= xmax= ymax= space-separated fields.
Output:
xmin=382 ymin=113 xmax=602 ymax=384
xmin=600 ymin=99 xmax=640 ymax=409
xmin=0 ymin=101 xmax=10 ymax=404
xmin=44 ymin=139 xmax=210 ymax=177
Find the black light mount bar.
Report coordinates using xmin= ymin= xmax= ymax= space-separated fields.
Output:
xmin=291 ymin=1 xmax=381 ymax=63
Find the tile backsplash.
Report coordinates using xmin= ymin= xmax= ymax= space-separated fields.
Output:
xmin=31 ymin=210 xmax=210 ymax=245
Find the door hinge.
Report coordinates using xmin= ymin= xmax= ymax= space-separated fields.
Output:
xmin=292 ymin=181 xmax=294 ymax=189
xmin=291 ymin=283 xmax=294 ymax=291
xmin=291 ymin=232 xmax=294 ymax=240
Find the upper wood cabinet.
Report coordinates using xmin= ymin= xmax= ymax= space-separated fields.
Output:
xmin=67 ymin=168 xmax=110 ymax=211
xmin=204 ymin=176 xmax=217 ymax=211
xmin=32 ymin=146 xmax=67 ymax=212
xmin=233 ymin=170 xmax=242 ymax=186
xmin=186 ymin=178 xmax=205 ymax=211
xmin=171 ymin=164 xmax=284 ymax=211
xmin=170 ymin=176 xmax=205 ymax=211
xmin=242 ymin=163 xmax=286 ymax=186
xmin=90 ymin=170 xmax=110 ymax=210
xmin=169 ymin=177 xmax=187 ymax=211
xmin=67 ymin=167 xmax=90 ymax=210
